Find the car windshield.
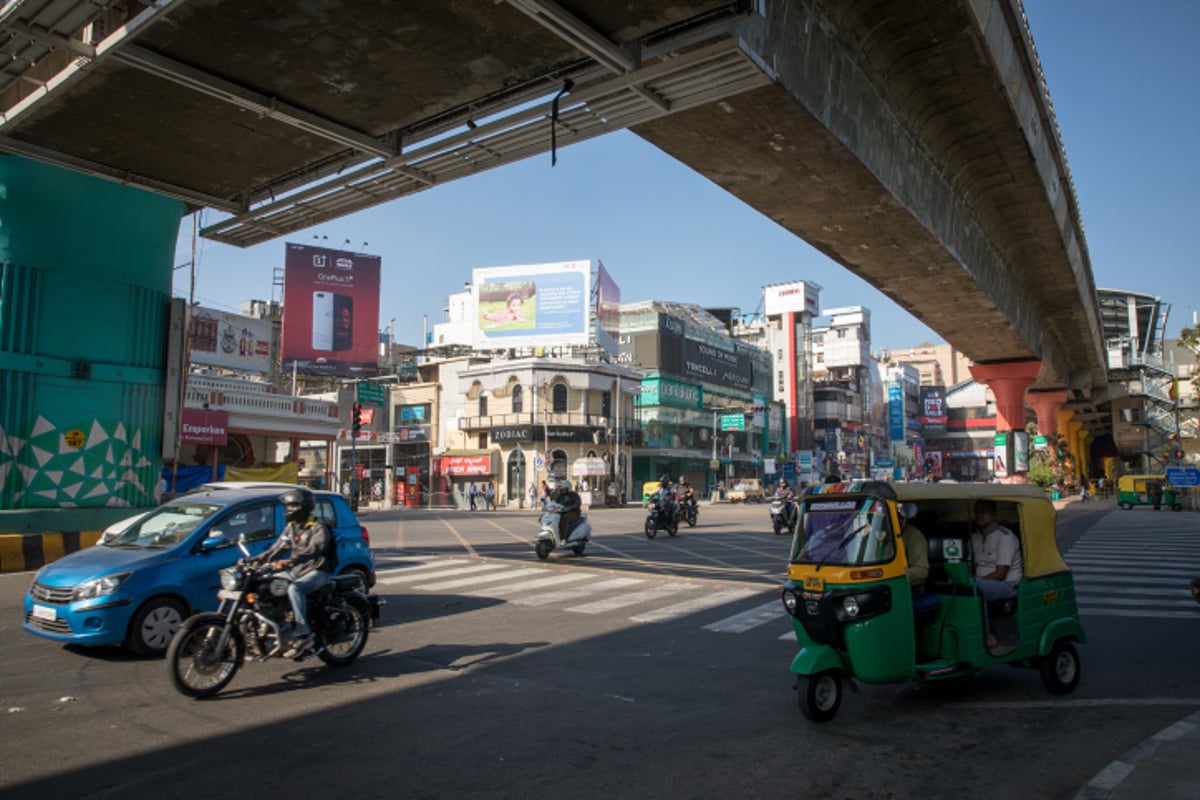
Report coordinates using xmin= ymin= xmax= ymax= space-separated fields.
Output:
xmin=105 ymin=502 xmax=223 ymax=548
xmin=792 ymin=495 xmax=896 ymax=567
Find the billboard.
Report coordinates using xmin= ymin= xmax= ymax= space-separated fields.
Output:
xmin=471 ymin=260 xmax=591 ymax=349
xmin=919 ymin=386 xmax=948 ymax=434
xmin=763 ymin=280 xmax=821 ymax=317
xmin=595 ymin=261 xmax=621 ymax=356
xmin=189 ymin=306 xmax=272 ymax=373
xmin=282 ymin=243 xmax=381 ymax=377
xmin=888 ymin=383 xmax=905 ymax=441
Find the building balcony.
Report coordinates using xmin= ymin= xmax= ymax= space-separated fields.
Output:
xmin=185 ymin=375 xmax=339 ymax=438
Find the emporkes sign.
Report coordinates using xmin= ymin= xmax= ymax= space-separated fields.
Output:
xmin=180 ymin=408 xmax=229 ymax=445
xmin=637 ymin=377 xmax=702 ymax=409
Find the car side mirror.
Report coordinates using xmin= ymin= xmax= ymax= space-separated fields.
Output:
xmin=199 ymin=536 xmax=231 ymax=551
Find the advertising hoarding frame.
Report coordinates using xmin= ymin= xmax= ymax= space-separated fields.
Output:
xmin=471 ymin=260 xmax=591 ymax=350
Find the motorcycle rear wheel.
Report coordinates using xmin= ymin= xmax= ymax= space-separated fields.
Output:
xmin=318 ymin=596 xmax=370 ymax=666
xmin=167 ymin=614 xmax=242 ymax=699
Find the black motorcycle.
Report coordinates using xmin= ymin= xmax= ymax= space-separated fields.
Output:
xmin=680 ymin=495 xmax=699 ymax=527
xmin=167 ymin=542 xmax=382 ymax=698
xmin=644 ymin=494 xmax=679 ymax=539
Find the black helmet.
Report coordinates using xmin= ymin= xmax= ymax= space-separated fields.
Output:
xmin=280 ymin=487 xmax=315 ymax=523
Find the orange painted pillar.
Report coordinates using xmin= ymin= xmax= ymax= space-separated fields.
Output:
xmin=969 ymin=361 xmax=1041 ymax=432
xmin=1028 ymin=390 xmax=1068 ymax=437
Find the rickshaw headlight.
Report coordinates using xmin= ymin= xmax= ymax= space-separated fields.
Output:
xmin=782 ymin=590 xmax=799 ymax=615
xmin=843 ymin=595 xmax=861 ymax=618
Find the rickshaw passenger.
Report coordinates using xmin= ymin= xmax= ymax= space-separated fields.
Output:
xmin=971 ymin=499 xmax=1023 ymax=649
xmin=898 ymin=502 xmax=937 ymax=614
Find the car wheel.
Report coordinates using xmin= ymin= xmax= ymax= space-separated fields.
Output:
xmin=799 ymin=670 xmax=842 ymax=722
xmin=340 ymin=566 xmax=371 ymax=591
xmin=1039 ymin=640 xmax=1081 ymax=695
xmin=127 ymin=597 xmax=187 ymax=657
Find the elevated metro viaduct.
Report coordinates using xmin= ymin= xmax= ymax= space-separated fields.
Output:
xmin=0 ymin=0 xmax=1108 ymax=554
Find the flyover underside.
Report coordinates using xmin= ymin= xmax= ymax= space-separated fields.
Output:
xmin=634 ymin=0 xmax=1104 ymax=392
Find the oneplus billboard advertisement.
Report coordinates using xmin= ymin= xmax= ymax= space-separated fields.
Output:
xmin=471 ymin=260 xmax=590 ymax=350
xmin=282 ymin=243 xmax=381 ymax=377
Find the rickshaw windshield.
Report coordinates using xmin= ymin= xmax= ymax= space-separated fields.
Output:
xmin=792 ymin=496 xmax=896 ymax=566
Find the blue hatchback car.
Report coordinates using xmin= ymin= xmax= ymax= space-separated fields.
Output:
xmin=23 ymin=487 xmax=375 ymax=656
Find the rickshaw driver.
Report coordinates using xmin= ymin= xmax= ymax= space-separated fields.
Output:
xmin=971 ymin=499 xmax=1023 ymax=649
xmin=898 ymin=503 xmax=937 ymax=614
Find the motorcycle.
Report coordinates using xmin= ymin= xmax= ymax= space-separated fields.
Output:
xmin=535 ymin=501 xmax=591 ymax=559
xmin=680 ymin=495 xmax=699 ymax=527
xmin=644 ymin=493 xmax=679 ymax=539
xmin=770 ymin=494 xmax=798 ymax=536
xmin=167 ymin=539 xmax=382 ymax=698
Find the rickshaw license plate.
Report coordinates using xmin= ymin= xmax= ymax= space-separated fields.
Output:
xmin=803 ymin=576 xmax=824 ymax=592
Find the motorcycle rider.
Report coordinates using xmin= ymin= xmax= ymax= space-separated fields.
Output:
xmin=259 ymin=487 xmax=333 ymax=656
xmin=551 ymin=480 xmax=582 ymax=541
xmin=774 ymin=478 xmax=796 ymax=528
xmin=678 ymin=476 xmax=696 ymax=519
xmin=656 ymin=474 xmax=678 ymax=523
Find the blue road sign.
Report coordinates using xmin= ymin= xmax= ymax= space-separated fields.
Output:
xmin=1165 ymin=467 xmax=1200 ymax=487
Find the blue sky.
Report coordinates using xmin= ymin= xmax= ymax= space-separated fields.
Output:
xmin=173 ymin=2 xmax=1200 ymax=350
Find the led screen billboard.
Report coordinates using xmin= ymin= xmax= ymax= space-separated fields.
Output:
xmin=595 ymin=261 xmax=621 ymax=356
xmin=471 ymin=260 xmax=590 ymax=350
xmin=282 ymin=243 xmax=381 ymax=377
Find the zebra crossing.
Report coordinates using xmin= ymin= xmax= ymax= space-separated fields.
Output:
xmin=373 ymin=556 xmax=788 ymax=634
xmin=1065 ymin=511 xmax=1200 ymax=620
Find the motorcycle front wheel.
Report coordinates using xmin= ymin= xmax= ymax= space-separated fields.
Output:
xmin=644 ymin=518 xmax=658 ymax=539
xmin=167 ymin=614 xmax=243 ymax=699
xmin=536 ymin=539 xmax=553 ymax=559
xmin=318 ymin=596 xmax=370 ymax=666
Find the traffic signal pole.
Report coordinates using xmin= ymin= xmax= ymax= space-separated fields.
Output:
xmin=350 ymin=392 xmax=361 ymax=511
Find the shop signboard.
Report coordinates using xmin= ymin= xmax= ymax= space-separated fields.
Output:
xmin=919 ymin=386 xmax=947 ymax=434
xmin=1012 ymin=431 xmax=1030 ymax=473
xmin=637 ymin=376 xmax=703 ymax=409
xmin=442 ymin=454 xmax=493 ymax=475
xmin=762 ymin=280 xmax=820 ymax=317
xmin=888 ymin=383 xmax=904 ymax=441
xmin=400 ymin=405 xmax=427 ymax=422
xmin=181 ymin=408 xmax=229 ymax=446
xmin=993 ymin=432 xmax=1009 ymax=478
xmin=393 ymin=426 xmax=429 ymax=442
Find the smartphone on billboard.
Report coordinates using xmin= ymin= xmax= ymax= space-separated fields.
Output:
xmin=333 ymin=293 xmax=354 ymax=352
xmin=312 ymin=292 xmax=334 ymax=351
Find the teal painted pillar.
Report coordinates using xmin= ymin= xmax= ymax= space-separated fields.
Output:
xmin=0 ymin=156 xmax=184 ymax=523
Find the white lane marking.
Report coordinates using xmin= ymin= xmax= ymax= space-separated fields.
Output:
xmin=1081 ymin=608 xmax=1200 ymax=619
xmin=1070 ymin=564 xmax=1200 ymax=577
xmin=415 ymin=568 xmax=548 ymax=591
xmin=704 ymin=600 xmax=789 ymax=633
xmin=1075 ymin=585 xmax=1196 ymax=597
xmin=377 ymin=563 xmax=510 ymax=584
xmin=1076 ymin=596 xmax=1200 ymax=607
xmin=374 ymin=559 xmax=468 ymax=577
xmin=631 ymin=588 xmax=762 ymax=624
xmin=567 ymin=583 xmax=695 ymax=615
xmin=512 ymin=577 xmax=646 ymax=606
xmin=1071 ymin=574 xmax=1200 ymax=588
xmin=475 ymin=573 xmax=595 ymax=597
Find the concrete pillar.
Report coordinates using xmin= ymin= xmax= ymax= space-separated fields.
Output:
xmin=1067 ymin=419 xmax=1084 ymax=483
xmin=0 ymin=156 xmax=184 ymax=534
xmin=1028 ymin=390 xmax=1068 ymax=437
xmin=969 ymin=361 xmax=1041 ymax=432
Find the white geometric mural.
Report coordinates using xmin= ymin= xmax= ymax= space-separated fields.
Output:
xmin=0 ymin=416 xmax=156 ymax=508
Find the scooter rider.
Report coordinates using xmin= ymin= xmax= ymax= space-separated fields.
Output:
xmin=552 ymin=480 xmax=582 ymax=541
xmin=259 ymin=487 xmax=332 ymax=655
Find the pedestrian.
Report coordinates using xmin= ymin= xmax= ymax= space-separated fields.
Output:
xmin=540 ymin=480 xmax=550 ymax=504
xmin=468 ymin=481 xmax=478 ymax=511
xmin=1078 ymin=482 xmax=1088 ymax=502
xmin=485 ymin=482 xmax=496 ymax=511
xmin=529 ymin=482 xmax=538 ymax=509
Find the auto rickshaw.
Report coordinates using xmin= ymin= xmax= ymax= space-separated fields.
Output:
xmin=1115 ymin=474 xmax=1183 ymax=511
xmin=780 ymin=481 xmax=1085 ymax=722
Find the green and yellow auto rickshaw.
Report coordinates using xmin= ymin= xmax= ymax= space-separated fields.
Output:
xmin=780 ymin=481 xmax=1085 ymax=722
xmin=1116 ymin=474 xmax=1183 ymax=511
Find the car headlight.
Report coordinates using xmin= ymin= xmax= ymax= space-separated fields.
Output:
xmin=73 ymin=573 xmax=130 ymax=601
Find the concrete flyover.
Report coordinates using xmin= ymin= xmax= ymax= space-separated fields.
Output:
xmin=0 ymin=1 xmax=1109 ymax=535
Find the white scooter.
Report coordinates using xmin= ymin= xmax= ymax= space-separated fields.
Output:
xmin=535 ymin=501 xmax=591 ymax=559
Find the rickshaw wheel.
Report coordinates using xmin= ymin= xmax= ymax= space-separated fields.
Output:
xmin=1039 ymin=641 xmax=1081 ymax=694
xmin=799 ymin=671 xmax=842 ymax=722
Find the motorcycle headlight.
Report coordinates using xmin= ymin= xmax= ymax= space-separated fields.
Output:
xmin=269 ymin=577 xmax=290 ymax=597
xmin=73 ymin=572 xmax=130 ymax=601
xmin=219 ymin=568 xmax=243 ymax=591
